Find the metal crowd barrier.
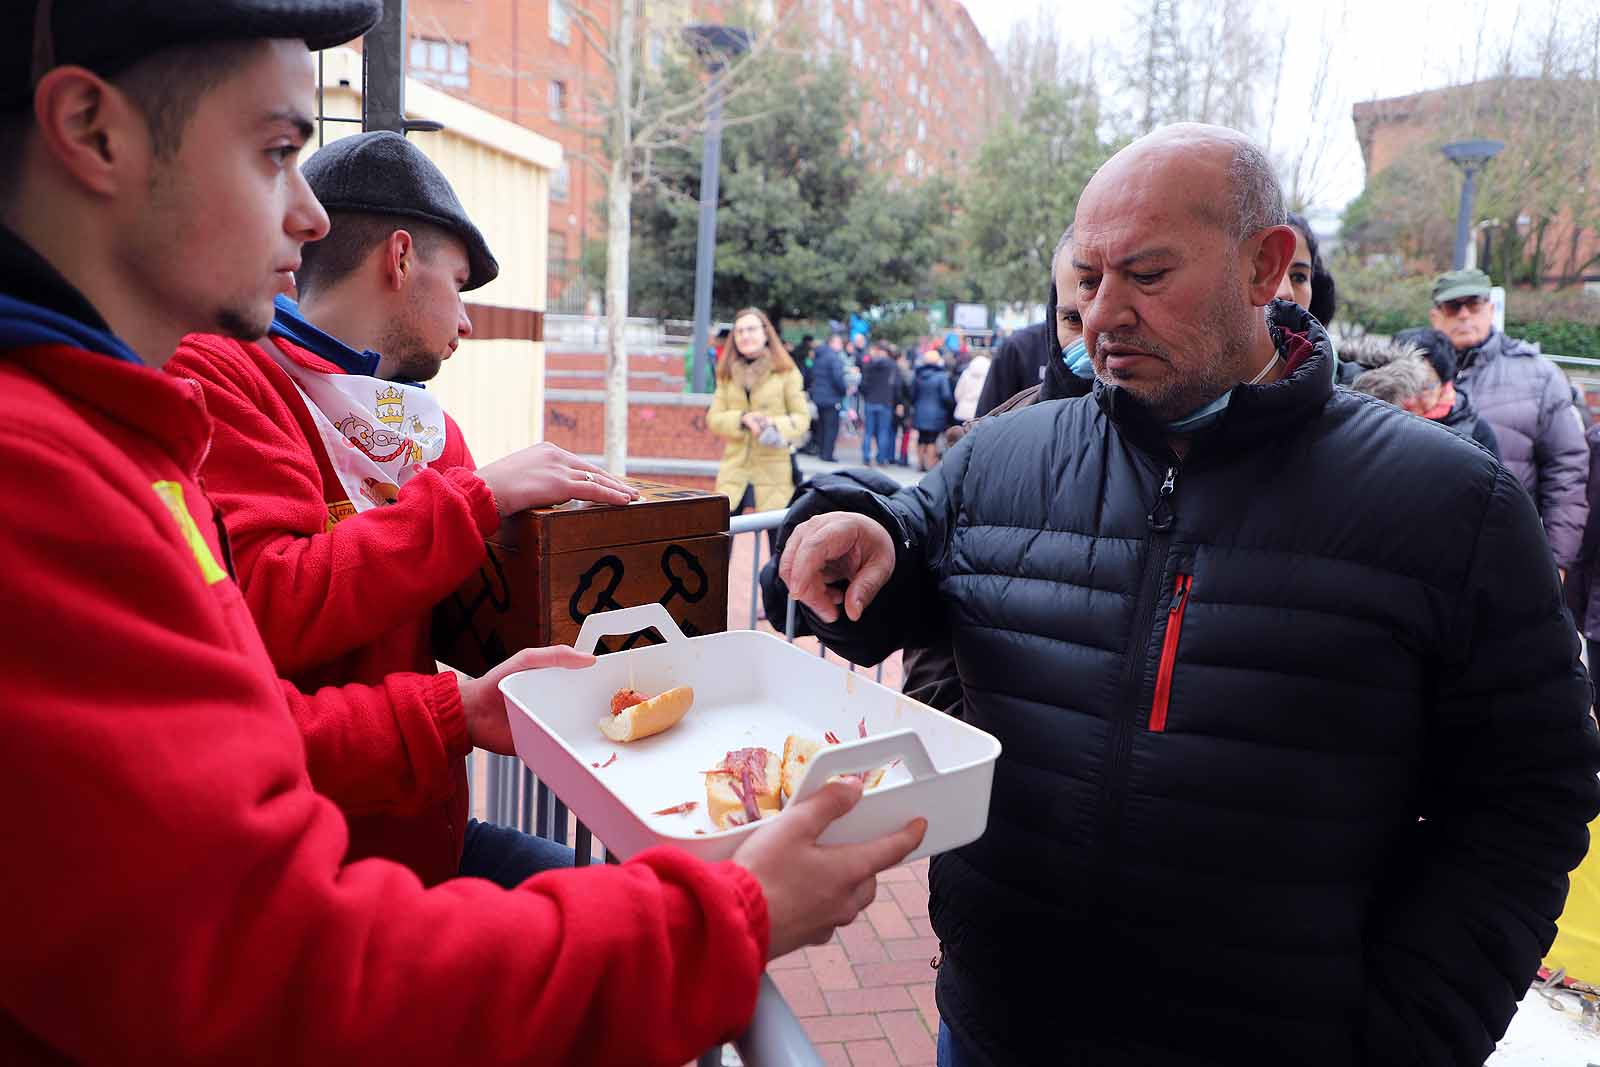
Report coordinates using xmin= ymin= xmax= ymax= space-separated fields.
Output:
xmin=473 ymin=506 xmax=891 ymax=1067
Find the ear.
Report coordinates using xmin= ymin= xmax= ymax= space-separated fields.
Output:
xmin=30 ymin=66 xmax=149 ymax=199
xmin=1244 ymin=224 xmax=1298 ymax=307
xmin=380 ymin=229 xmax=417 ymax=292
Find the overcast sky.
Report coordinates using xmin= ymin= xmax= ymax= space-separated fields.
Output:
xmin=966 ymin=0 xmax=1550 ymax=226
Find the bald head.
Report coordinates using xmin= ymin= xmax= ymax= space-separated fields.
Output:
xmin=1086 ymin=124 xmax=1284 ymax=244
xmin=1067 ymin=123 xmax=1297 ymax=424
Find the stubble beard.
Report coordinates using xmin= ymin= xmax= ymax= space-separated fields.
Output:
xmin=379 ymin=320 xmax=445 ymax=383
xmin=217 ymin=302 xmax=274 ymax=342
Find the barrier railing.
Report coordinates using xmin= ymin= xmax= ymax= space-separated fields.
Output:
xmin=472 ymin=506 xmax=852 ymax=1066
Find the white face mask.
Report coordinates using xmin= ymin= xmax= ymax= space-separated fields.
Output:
xmin=264 ymin=338 xmax=448 ymax=518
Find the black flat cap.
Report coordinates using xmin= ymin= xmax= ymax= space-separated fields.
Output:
xmin=302 ymin=131 xmax=499 ymax=291
xmin=6 ymin=1 xmax=382 ymax=106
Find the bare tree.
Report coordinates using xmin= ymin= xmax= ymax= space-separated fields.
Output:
xmin=561 ymin=0 xmax=804 ymax=472
xmin=411 ymin=0 xmax=798 ymax=472
xmin=1275 ymin=3 xmax=1351 ymax=212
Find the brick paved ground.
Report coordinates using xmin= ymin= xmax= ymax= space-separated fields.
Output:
xmin=766 ymin=856 xmax=941 ymax=1065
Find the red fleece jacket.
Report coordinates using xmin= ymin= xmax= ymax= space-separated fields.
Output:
xmin=0 ymin=341 xmax=766 ymax=1065
xmin=169 ymin=333 xmax=500 ymax=883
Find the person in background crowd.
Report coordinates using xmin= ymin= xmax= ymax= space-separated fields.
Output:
xmin=1568 ymin=419 xmax=1600 ymax=703
xmin=858 ymin=339 xmax=900 ymax=466
xmin=1387 ymin=326 xmax=1500 ymax=455
xmin=1344 ymin=338 xmax=1457 ymax=421
xmin=711 ymin=325 xmax=730 ymax=375
xmin=808 ymin=332 xmax=849 ymax=462
xmin=0 ymin=3 xmax=925 ymax=1062
xmin=894 ymin=347 xmax=916 ymax=466
xmin=952 ymin=343 xmax=991 ymax=423
xmin=1281 ymin=211 xmax=1337 ymax=329
xmin=910 ymin=348 xmax=954 ymax=471
xmin=848 ymin=330 xmax=869 ymax=366
xmin=794 ymin=332 xmax=816 ymax=389
xmin=849 ymin=310 xmax=871 ymax=345
xmin=707 ymin=307 xmax=811 ymax=518
xmin=777 ymin=123 xmax=1598 ymax=1067
xmin=1430 ymin=268 xmax=1587 ymax=573
xmin=976 ymin=225 xmax=1094 ymax=417
xmin=168 ymin=131 xmax=637 ymax=888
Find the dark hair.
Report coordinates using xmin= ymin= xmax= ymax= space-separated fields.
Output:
xmin=1392 ymin=326 xmax=1459 ymax=383
xmin=1286 ymin=212 xmax=1338 ymax=328
xmin=296 ymin=212 xmax=452 ymax=297
xmin=0 ymin=40 xmax=259 ymax=202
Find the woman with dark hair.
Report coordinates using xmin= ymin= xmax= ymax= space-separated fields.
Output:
xmin=706 ymin=307 xmax=810 ymax=515
xmin=1278 ymin=212 xmax=1337 ymax=328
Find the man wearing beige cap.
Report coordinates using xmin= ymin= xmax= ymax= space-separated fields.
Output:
xmin=1430 ymin=267 xmax=1587 ymax=570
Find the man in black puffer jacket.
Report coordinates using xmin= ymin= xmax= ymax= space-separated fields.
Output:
xmin=777 ymin=124 xmax=1600 ymax=1067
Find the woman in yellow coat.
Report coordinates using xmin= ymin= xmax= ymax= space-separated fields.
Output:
xmin=706 ymin=307 xmax=811 ymax=515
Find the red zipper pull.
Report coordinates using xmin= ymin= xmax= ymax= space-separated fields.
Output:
xmin=1150 ymin=573 xmax=1193 ymax=733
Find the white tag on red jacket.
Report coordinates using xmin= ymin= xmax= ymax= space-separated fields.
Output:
xmin=264 ymin=337 xmax=448 ymax=515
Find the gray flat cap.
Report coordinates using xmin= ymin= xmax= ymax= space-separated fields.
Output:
xmin=302 ymin=131 xmax=500 ymax=292
xmin=8 ymin=0 xmax=382 ymax=106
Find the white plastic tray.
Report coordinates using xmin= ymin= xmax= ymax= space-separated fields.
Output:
xmin=500 ymin=604 xmax=1001 ymax=864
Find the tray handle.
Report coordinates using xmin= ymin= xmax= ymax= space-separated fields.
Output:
xmin=789 ymin=729 xmax=939 ymax=806
xmin=574 ymin=603 xmax=688 ymax=656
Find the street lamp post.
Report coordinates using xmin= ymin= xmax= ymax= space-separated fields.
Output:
xmin=1441 ymin=139 xmax=1505 ymax=270
xmin=685 ymin=25 xmax=750 ymax=395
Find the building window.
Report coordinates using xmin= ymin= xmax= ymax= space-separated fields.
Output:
xmin=853 ymin=0 xmax=864 ymax=17
xmin=851 ymin=38 xmax=862 ymax=66
xmin=409 ymin=37 xmax=469 ymax=89
xmin=920 ymin=44 xmax=928 ymax=67
xmin=552 ymin=161 xmax=570 ymax=201
xmin=908 ymin=73 xmax=917 ymax=95
xmin=549 ymin=80 xmax=567 ymax=120
xmin=917 ymin=119 xmax=926 ymax=142
xmin=550 ymin=0 xmax=571 ymax=45
xmin=819 ymin=1 xmax=833 ymax=35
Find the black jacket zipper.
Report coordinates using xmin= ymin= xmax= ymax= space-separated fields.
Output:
xmin=1098 ymin=463 xmax=1179 ymax=871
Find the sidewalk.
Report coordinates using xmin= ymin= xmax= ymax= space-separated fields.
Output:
xmin=796 ymin=445 xmax=928 ymax=491
xmin=767 ymin=857 xmax=940 ymax=1066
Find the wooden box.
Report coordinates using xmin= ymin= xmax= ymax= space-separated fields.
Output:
xmin=433 ymin=479 xmax=730 ymax=673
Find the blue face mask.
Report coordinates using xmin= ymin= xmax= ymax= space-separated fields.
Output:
xmin=1062 ymin=338 xmax=1094 ymax=379
xmin=1163 ymin=351 xmax=1282 ymax=433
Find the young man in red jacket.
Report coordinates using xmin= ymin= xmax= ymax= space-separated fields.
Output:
xmin=169 ymin=130 xmax=640 ymax=886
xmin=0 ymin=4 xmax=925 ymax=1063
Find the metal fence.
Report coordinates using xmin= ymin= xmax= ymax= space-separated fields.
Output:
xmin=471 ymin=506 xmax=876 ymax=1067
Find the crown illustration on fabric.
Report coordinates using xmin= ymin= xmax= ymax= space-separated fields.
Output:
xmin=375 ymin=385 xmax=405 ymax=427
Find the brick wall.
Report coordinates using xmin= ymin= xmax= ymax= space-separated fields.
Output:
xmin=544 ymin=393 xmax=723 ymax=460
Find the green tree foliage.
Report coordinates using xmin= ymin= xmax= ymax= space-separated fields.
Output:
xmin=625 ymin=51 xmax=952 ymax=325
xmin=956 ymin=82 xmax=1115 ymax=306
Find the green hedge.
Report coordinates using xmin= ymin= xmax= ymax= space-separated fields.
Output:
xmin=1511 ymin=319 xmax=1600 ymax=361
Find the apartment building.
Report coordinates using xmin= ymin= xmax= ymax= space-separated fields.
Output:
xmin=404 ymin=0 xmax=1003 ymax=309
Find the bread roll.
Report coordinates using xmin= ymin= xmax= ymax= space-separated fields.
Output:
xmin=705 ymin=747 xmax=782 ymax=829
xmin=597 ymin=686 xmax=693 ymax=743
xmin=780 ymin=734 xmax=886 ymax=802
